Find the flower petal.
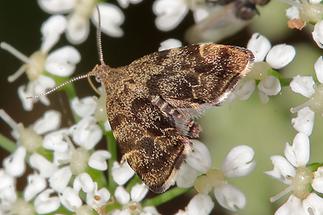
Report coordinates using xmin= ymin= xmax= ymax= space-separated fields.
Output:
xmin=91 ymin=3 xmax=125 ymax=37
xmin=290 ymin=75 xmax=315 ymax=98
xmin=186 ymin=193 xmax=214 ymax=215
xmin=37 ymin=0 xmax=76 ymax=14
xmin=24 ymin=173 xmax=47 ymax=201
xmin=303 ymin=193 xmax=323 ymax=215
xmin=41 ymin=15 xmax=67 ymax=52
xmin=312 ymin=167 xmax=323 ymax=194
xmin=233 ymin=79 xmax=256 ymax=100
xmin=312 ymin=20 xmax=323 ymax=49
xmin=49 ymin=166 xmax=72 ymax=192
xmin=18 ymin=85 xmax=33 ymax=111
xmin=192 ymin=6 xmax=210 ymax=23
xmin=265 ymin=155 xmax=295 ymax=184
xmin=130 ymin=183 xmax=148 ymax=202
xmin=158 ymin=38 xmax=182 ymax=51
xmin=29 ymin=153 xmax=57 ymax=178
xmin=266 ymin=44 xmax=296 ymax=69
xmin=221 ymin=145 xmax=256 ymax=178
xmin=186 ymin=140 xmax=212 ymax=173
xmin=153 ymin=0 xmax=189 ymax=31
xmin=117 ymin=0 xmax=143 ymax=8
xmin=274 ymin=195 xmax=305 ymax=215
xmin=112 ymin=161 xmax=135 ymax=185
xmin=69 ymin=116 xmax=102 ymax=150
xmin=176 ymin=162 xmax=200 ymax=188
xmin=247 ymin=33 xmax=271 ymax=62
xmin=86 ymin=186 xmax=110 ymax=208
xmin=114 ymin=186 xmax=130 ymax=205
xmin=71 ymin=97 xmax=97 ymax=118
xmin=33 ymin=110 xmax=61 ymax=135
xmin=3 ymin=146 xmax=26 ymax=177
xmin=213 ymin=184 xmax=246 ymax=211
xmin=284 ymin=133 xmax=310 ymax=167
xmin=34 ymin=189 xmax=60 ymax=214
xmin=43 ymin=129 xmax=69 ymax=152
xmin=66 ymin=14 xmax=90 ymax=44
xmin=73 ymin=173 xmax=95 ymax=193
xmin=286 ymin=6 xmax=300 ymax=20
xmin=45 ymin=46 xmax=81 ymax=77
xmin=314 ymin=56 xmax=323 ymax=84
xmin=59 ymin=187 xmax=82 ymax=212
xmin=258 ymin=76 xmax=281 ymax=96
xmin=291 ymin=107 xmax=315 ymax=136
xmin=0 ymin=169 xmax=15 ymax=191
xmin=88 ymin=150 xmax=111 ymax=171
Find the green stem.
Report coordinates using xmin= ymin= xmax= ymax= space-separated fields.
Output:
xmin=0 ymin=133 xmax=16 ymax=153
xmin=142 ymin=187 xmax=191 ymax=207
xmin=106 ymin=130 xmax=118 ymax=192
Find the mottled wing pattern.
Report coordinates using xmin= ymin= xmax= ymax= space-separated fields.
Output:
xmin=104 ymin=69 xmax=191 ymax=193
xmin=103 ymin=43 xmax=253 ymax=192
xmin=149 ymin=44 xmax=253 ymax=109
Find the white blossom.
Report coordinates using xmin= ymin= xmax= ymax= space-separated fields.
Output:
xmin=112 ymin=161 xmax=135 ymax=185
xmin=0 ymin=15 xmax=80 ymax=110
xmin=266 ymin=133 xmax=323 ymax=215
xmin=38 ymin=0 xmax=125 ymax=44
xmin=313 ymin=20 xmax=323 ymax=49
xmin=158 ymin=38 xmax=182 ymax=51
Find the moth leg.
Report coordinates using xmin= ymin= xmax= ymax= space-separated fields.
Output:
xmin=151 ymin=95 xmax=201 ymax=138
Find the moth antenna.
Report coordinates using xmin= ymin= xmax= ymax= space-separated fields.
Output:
xmin=95 ymin=5 xmax=106 ymax=66
xmin=27 ymin=74 xmax=92 ymax=100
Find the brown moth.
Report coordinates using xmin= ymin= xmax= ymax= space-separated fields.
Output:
xmin=85 ymin=44 xmax=254 ymax=193
xmin=36 ymin=8 xmax=254 ymax=194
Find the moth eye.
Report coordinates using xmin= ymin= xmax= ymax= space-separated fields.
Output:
xmin=95 ymin=76 xmax=101 ymax=83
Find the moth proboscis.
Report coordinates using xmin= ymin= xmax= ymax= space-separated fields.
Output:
xmin=31 ymin=7 xmax=254 ymax=193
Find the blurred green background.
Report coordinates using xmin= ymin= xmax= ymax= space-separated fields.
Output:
xmin=0 ymin=0 xmax=322 ymax=214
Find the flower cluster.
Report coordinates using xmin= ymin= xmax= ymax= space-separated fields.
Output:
xmin=1 ymin=0 xmax=323 ymax=214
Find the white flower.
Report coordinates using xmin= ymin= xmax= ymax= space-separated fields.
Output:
xmin=194 ymin=145 xmax=255 ymax=211
xmin=71 ymin=96 xmax=97 ymax=118
xmin=59 ymin=187 xmax=82 ymax=212
xmin=177 ymin=193 xmax=214 ymax=215
xmin=112 ymin=161 xmax=135 ymax=185
xmin=32 ymin=110 xmax=61 ymax=135
xmin=3 ymin=146 xmax=26 ymax=177
xmin=69 ymin=116 xmax=103 ymax=150
xmin=266 ymin=44 xmax=296 ymax=69
xmin=153 ymin=0 xmax=189 ymax=31
xmin=176 ymin=140 xmax=211 ymax=188
xmin=49 ymin=166 xmax=73 ymax=193
xmin=24 ymin=173 xmax=47 ymax=201
xmin=29 ymin=153 xmax=57 ymax=178
xmin=88 ymin=150 xmax=111 ymax=171
xmin=1 ymin=15 xmax=80 ymax=110
xmin=38 ymin=0 xmax=125 ymax=44
xmin=86 ymin=183 xmax=110 ymax=209
xmin=34 ymin=189 xmax=60 ymax=214
xmin=233 ymin=33 xmax=295 ymax=103
xmin=158 ymin=38 xmax=182 ymax=51
xmin=247 ymin=33 xmax=271 ymax=62
xmin=266 ymin=133 xmax=323 ymax=214
xmin=313 ymin=20 xmax=323 ymax=49
xmin=117 ymin=0 xmax=143 ymax=8
xmin=113 ymin=184 xmax=153 ymax=214
xmin=290 ymin=56 xmax=323 ymax=123
xmin=291 ymin=107 xmax=315 ymax=136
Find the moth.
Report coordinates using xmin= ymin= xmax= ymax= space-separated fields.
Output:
xmin=37 ymin=8 xmax=254 ymax=194
xmin=185 ymin=0 xmax=269 ymax=43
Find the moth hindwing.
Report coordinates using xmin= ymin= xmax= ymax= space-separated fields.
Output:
xmin=89 ymin=43 xmax=254 ymax=193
